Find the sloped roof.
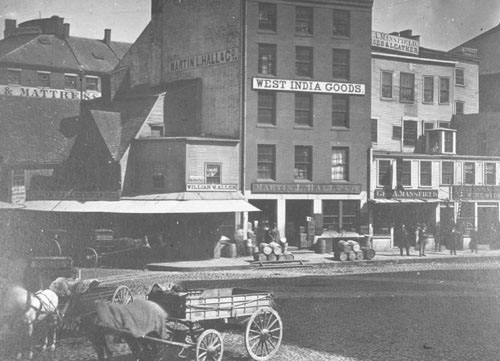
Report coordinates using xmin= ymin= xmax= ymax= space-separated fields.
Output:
xmin=0 ymin=95 xmax=80 ymax=164
xmin=372 ymin=45 xmax=478 ymax=63
xmin=452 ymin=23 xmax=500 ymax=50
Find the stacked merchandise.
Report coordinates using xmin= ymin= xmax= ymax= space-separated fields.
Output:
xmin=253 ymin=242 xmax=295 ymax=262
xmin=333 ymin=240 xmax=376 ymax=261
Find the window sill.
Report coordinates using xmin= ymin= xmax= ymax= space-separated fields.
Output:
xmin=331 ymin=179 xmax=349 ymax=183
xmin=455 ymin=84 xmax=465 ymax=88
xmin=256 ymin=179 xmax=276 ymax=183
xmin=422 ymin=101 xmax=434 ymax=105
xmin=257 ymin=29 xmax=277 ymax=35
xmin=294 ymin=125 xmax=313 ymax=130
xmin=295 ymin=75 xmax=314 ymax=80
xmin=331 ymin=127 xmax=350 ymax=131
xmin=399 ymin=100 xmax=415 ymax=104
xmin=294 ymin=179 xmax=312 ymax=183
xmin=256 ymin=123 xmax=277 ymax=128
xmin=438 ymin=102 xmax=450 ymax=105
xmin=257 ymin=73 xmax=277 ymax=78
xmin=295 ymin=32 xmax=313 ymax=38
xmin=380 ymin=97 xmax=393 ymax=102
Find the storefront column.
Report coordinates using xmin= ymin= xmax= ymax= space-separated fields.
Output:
xmin=313 ymin=199 xmax=322 ymax=214
xmin=277 ymin=199 xmax=286 ymax=241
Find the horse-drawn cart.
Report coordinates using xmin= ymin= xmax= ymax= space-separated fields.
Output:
xmin=146 ymin=286 xmax=283 ymax=361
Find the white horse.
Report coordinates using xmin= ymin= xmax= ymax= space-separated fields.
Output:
xmin=1 ymin=277 xmax=72 ymax=360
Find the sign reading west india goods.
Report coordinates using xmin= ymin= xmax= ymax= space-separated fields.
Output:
xmin=372 ymin=31 xmax=419 ymax=55
xmin=252 ymin=78 xmax=365 ymax=95
xmin=169 ymin=48 xmax=239 ymax=73
xmin=374 ymin=189 xmax=438 ymax=199
xmin=0 ymin=85 xmax=101 ymax=100
xmin=252 ymin=183 xmax=361 ymax=194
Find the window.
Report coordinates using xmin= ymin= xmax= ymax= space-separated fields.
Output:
xmin=400 ymin=72 xmax=415 ymax=102
xmin=258 ymin=3 xmax=277 ymax=31
xmin=257 ymin=91 xmax=276 ymax=125
xmin=441 ymin=162 xmax=454 ymax=185
xmin=296 ymin=46 xmax=313 ymax=77
xmin=464 ymin=162 xmax=475 ymax=184
xmin=294 ymin=146 xmax=312 ymax=181
xmin=332 ymin=9 xmax=350 ymax=37
xmin=397 ymin=160 xmax=411 ymax=186
xmin=258 ymin=44 xmax=276 ymax=75
xmin=205 ymin=164 xmax=221 ymax=184
xmin=392 ymin=126 xmax=402 ymax=140
xmin=381 ymin=71 xmax=393 ymax=98
xmin=477 ymin=132 xmax=487 ymax=155
xmin=444 ymin=131 xmax=453 ymax=152
xmin=420 ymin=161 xmax=432 ymax=186
xmin=371 ymin=118 xmax=378 ymax=143
xmin=37 ymin=72 xmax=50 ymax=87
xmin=331 ymin=147 xmax=348 ymax=181
xmin=257 ymin=145 xmax=276 ymax=180
xmin=455 ymin=101 xmax=464 ymax=115
xmin=378 ymin=160 xmax=392 ymax=187
xmin=150 ymin=125 xmax=164 ymax=137
xmin=7 ymin=69 xmax=21 ymax=85
xmin=65 ymin=74 xmax=78 ymax=89
xmin=86 ymin=76 xmax=99 ymax=91
xmin=455 ymin=68 xmax=464 ymax=86
xmin=439 ymin=77 xmax=450 ymax=104
xmin=423 ymin=122 xmax=434 ymax=134
xmin=403 ymin=120 xmax=418 ymax=147
xmin=296 ymin=6 xmax=313 ymax=35
xmin=12 ymin=170 xmax=25 ymax=187
xmin=332 ymin=95 xmax=349 ymax=128
xmin=323 ymin=200 xmax=359 ymax=232
xmin=152 ymin=165 xmax=165 ymax=189
xmin=423 ymin=76 xmax=434 ymax=103
xmin=485 ymin=163 xmax=496 ymax=185
xmin=332 ymin=49 xmax=349 ymax=80
xmin=438 ymin=121 xmax=450 ymax=128
xmin=295 ymin=93 xmax=313 ymax=126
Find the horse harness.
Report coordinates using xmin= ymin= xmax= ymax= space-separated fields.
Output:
xmin=25 ymin=290 xmax=59 ymax=322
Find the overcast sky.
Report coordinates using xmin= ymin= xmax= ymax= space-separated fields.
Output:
xmin=0 ymin=0 xmax=499 ymax=49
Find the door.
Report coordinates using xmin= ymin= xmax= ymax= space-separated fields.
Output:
xmin=285 ymin=200 xmax=313 ymax=247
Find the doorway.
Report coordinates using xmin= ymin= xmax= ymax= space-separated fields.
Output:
xmin=285 ymin=200 xmax=313 ymax=247
xmin=477 ymin=204 xmax=498 ymax=245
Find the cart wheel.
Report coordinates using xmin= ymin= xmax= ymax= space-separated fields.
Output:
xmin=112 ymin=285 xmax=133 ymax=304
xmin=245 ymin=307 xmax=283 ymax=361
xmin=195 ymin=329 xmax=223 ymax=361
xmin=82 ymin=247 xmax=99 ymax=267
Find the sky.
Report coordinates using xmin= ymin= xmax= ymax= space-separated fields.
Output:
xmin=0 ymin=0 xmax=499 ymax=49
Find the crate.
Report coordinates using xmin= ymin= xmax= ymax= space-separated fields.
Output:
xmin=299 ymin=233 xmax=308 ymax=249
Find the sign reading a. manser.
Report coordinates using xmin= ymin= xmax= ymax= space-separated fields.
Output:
xmin=252 ymin=78 xmax=365 ymax=95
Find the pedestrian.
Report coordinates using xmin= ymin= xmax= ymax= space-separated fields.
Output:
xmin=469 ymin=227 xmax=479 ymax=254
xmin=418 ymin=223 xmax=428 ymax=257
xmin=449 ymin=227 xmax=459 ymax=255
xmin=269 ymin=222 xmax=281 ymax=243
xmin=395 ymin=223 xmax=410 ymax=256
xmin=234 ymin=224 xmax=247 ymax=257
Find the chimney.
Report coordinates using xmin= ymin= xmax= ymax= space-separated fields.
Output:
xmin=398 ymin=29 xmax=413 ymax=38
xmin=104 ymin=29 xmax=111 ymax=44
xmin=63 ymin=23 xmax=70 ymax=39
xmin=4 ymin=19 xmax=17 ymax=38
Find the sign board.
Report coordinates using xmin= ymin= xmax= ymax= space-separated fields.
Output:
xmin=252 ymin=78 xmax=365 ymax=95
xmin=11 ymin=186 xmax=26 ymax=204
xmin=0 ymin=85 xmax=101 ymax=100
xmin=374 ymin=189 xmax=438 ymax=199
xmin=452 ymin=185 xmax=500 ymax=200
xmin=27 ymin=190 xmax=121 ymax=201
xmin=252 ymin=183 xmax=361 ymax=194
xmin=189 ymin=175 xmax=205 ymax=182
xmin=169 ymin=47 xmax=239 ymax=73
xmin=372 ymin=31 xmax=419 ymax=55
xmin=186 ymin=183 xmax=238 ymax=192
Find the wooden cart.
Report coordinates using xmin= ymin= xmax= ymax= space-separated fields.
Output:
xmin=144 ymin=287 xmax=283 ymax=361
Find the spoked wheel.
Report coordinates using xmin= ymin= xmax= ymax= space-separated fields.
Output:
xmin=195 ymin=329 xmax=223 ymax=361
xmin=245 ymin=307 xmax=283 ymax=361
xmin=82 ymin=247 xmax=99 ymax=267
xmin=112 ymin=285 xmax=133 ymax=304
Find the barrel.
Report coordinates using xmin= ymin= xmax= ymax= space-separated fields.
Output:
xmin=253 ymin=253 xmax=267 ymax=261
xmin=348 ymin=251 xmax=357 ymax=261
xmin=221 ymin=243 xmax=237 ymax=258
xmin=347 ymin=240 xmax=361 ymax=252
xmin=271 ymin=244 xmax=283 ymax=255
xmin=259 ymin=243 xmax=272 ymax=255
xmin=337 ymin=240 xmax=352 ymax=253
xmin=355 ymin=251 xmax=365 ymax=261
xmin=361 ymin=247 xmax=376 ymax=260
xmin=316 ymin=239 xmax=326 ymax=254
xmin=267 ymin=254 xmax=277 ymax=261
xmin=335 ymin=251 xmax=348 ymax=261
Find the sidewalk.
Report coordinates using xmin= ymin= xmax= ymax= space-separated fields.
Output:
xmin=145 ymin=247 xmax=500 ymax=272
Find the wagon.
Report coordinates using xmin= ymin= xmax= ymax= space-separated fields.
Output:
xmin=144 ymin=287 xmax=283 ymax=361
xmin=79 ymin=229 xmax=150 ymax=267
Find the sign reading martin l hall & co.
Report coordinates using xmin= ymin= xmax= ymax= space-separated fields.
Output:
xmin=252 ymin=183 xmax=361 ymax=194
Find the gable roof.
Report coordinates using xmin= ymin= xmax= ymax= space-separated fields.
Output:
xmin=0 ymin=95 xmax=80 ymax=164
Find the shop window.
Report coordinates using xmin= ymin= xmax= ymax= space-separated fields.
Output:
xmin=400 ymin=72 xmax=415 ymax=102
xmin=441 ymin=161 xmax=454 ymax=185
xmin=37 ymin=72 xmax=50 ymax=87
xmin=258 ymin=3 xmax=277 ymax=31
xmin=205 ymin=163 xmax=221 ymax=184
xmin=455 ymin=101 xmax=464 ymax=115
xmin=150 ymin=125 xmax=164 ymax=137
xmin=455 ymin=68 xmax=465 ymax=86
xmin=381 ymin=71 xmax=393 ymax=99
xmin=7 ymin=69 xmax=21 ymax=85
xmin=65 ymin=74 xmax=78 ymax=90
xmin=332 ymin=9 xmax=350 ymax=37
xmin=397 ymin=160 xmax=411 ymax=186
xmin=485 ymin=163 xmax=496 ymax=185
xmin=378 ymin=160 xmax=392 ymax=187
xmin=423 ymin=76 xmax=434 ymax=103
xmin=477 ymin=132 xmax=487 ymax=155
xmin=464 ymin=162 xmax=475 ymax=184
xmin=296 ymin=46 xmax=313 ymax=78
xmin=444 ymin=131 xmax=453 ymax=153
xmin=152 ymin=165 xmax=165 ymax=189
xmin=86 ymin=76 xmax=99 ymax=91
xmin=332 ymin=49 xmax=349 ymax=80
xmin=12 ymin=170 xmax=25 ymax=187
xmin=295 ymin=93 xmax=313 ymax=126
xmin=439 ymin=77 xmax=450 ymax=104
xmin=420 ymin=161 xmax=432 ymax=186
xmin=323 ymin=200 xmax=359 ymax=232
xmin=296 ymin=6 xmax=313 ymax=35
xmin=403 ymin=120 xmax=417 ymax=147
xmin=332 ymin=95 xmax=349 ymax=128
xmin=392 ymin=126 xmax=402 ymax=140
xmin=258 ymin=43 xmax=276 ymax=75
xmin=294 ymin=146 xmax=312 ymax=181
xmin=331 ymin=147 xmax=349 ymax=181
xmin=371 ymin=119 xmax=378 ymax=143
xmin=257 ymin=91 xmax=276 ymax=125
xmin=257 ymin=144 xmax=276 ymax=180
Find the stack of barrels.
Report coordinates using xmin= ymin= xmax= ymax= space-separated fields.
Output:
xmin=334 ymin=240 xmax=376 ymax=261
xmin=253 ymin=242 xmax=295 ymax=262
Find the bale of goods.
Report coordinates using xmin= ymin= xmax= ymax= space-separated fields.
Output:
xmin=259 ymin=243 xmax=272 ymax=255
xmin=334 ymin=251 xmax=349 ymax=261
xmin=361 ymin=247 xmax=376 ymax=260
xmin=253 ymin=252 xmax=267 ymax=261
xmin=267 ymin=254 xmax=277 ymax=261
xmin=337 ymin=240 xmax=352 ymax=253
xmin=347 ymin=240 xmax=361 ymax=252
xmin=316 ymin=238 xmax=327 ymax=254
xmin=355 ymin=251 xmax=364 ymax=261
xmin=347 ymin=251 xmax=357 ymax=261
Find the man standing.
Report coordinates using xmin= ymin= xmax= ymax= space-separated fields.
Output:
xmin=449 ymin=226 xmax=459 ymax=255
xmin=395 ymin=224 xmax=410 ymax=256
xmin=418 ymin=223 xmax=428 ymax=257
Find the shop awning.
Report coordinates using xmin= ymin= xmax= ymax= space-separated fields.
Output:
xmin=369 ymin=198 xmax=440 ymax=204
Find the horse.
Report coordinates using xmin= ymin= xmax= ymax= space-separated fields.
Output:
xmin=0 ymin=277 xmax=72 ymax=360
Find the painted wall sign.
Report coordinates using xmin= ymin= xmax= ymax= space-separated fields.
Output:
xmin=11 ymin=186 xmax=26 ymax=204
xmin=0 ymin=85 xmax=101 ymax=100
xmin=452 ymin=185 xmax=500 ymax=200
xmin=169 ymin=47 xmax=239 ymax=73
xmin=252 ymin=183 xmax=361 ymax=194
xmin=186 ymin=183 xmax=238 ymax=192
xmin=27 ymin=190 xmax=121 ymax=201
xmin=374 ymin=189 xmax=438 ymax=199
xmin=252 ymin=78 xmax=365 ymax=95
xmin=372 ymin=31 xmax=419 ymax=55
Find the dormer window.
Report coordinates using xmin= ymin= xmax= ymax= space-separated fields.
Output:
xmin=150 ymin=125 xmax=164 ymax=137
xmin=426 ymin=128 xmax=456 ymax=155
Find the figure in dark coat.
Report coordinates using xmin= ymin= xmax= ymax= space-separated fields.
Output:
xmin=395 ymin=224 xmax=410 ymax=256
